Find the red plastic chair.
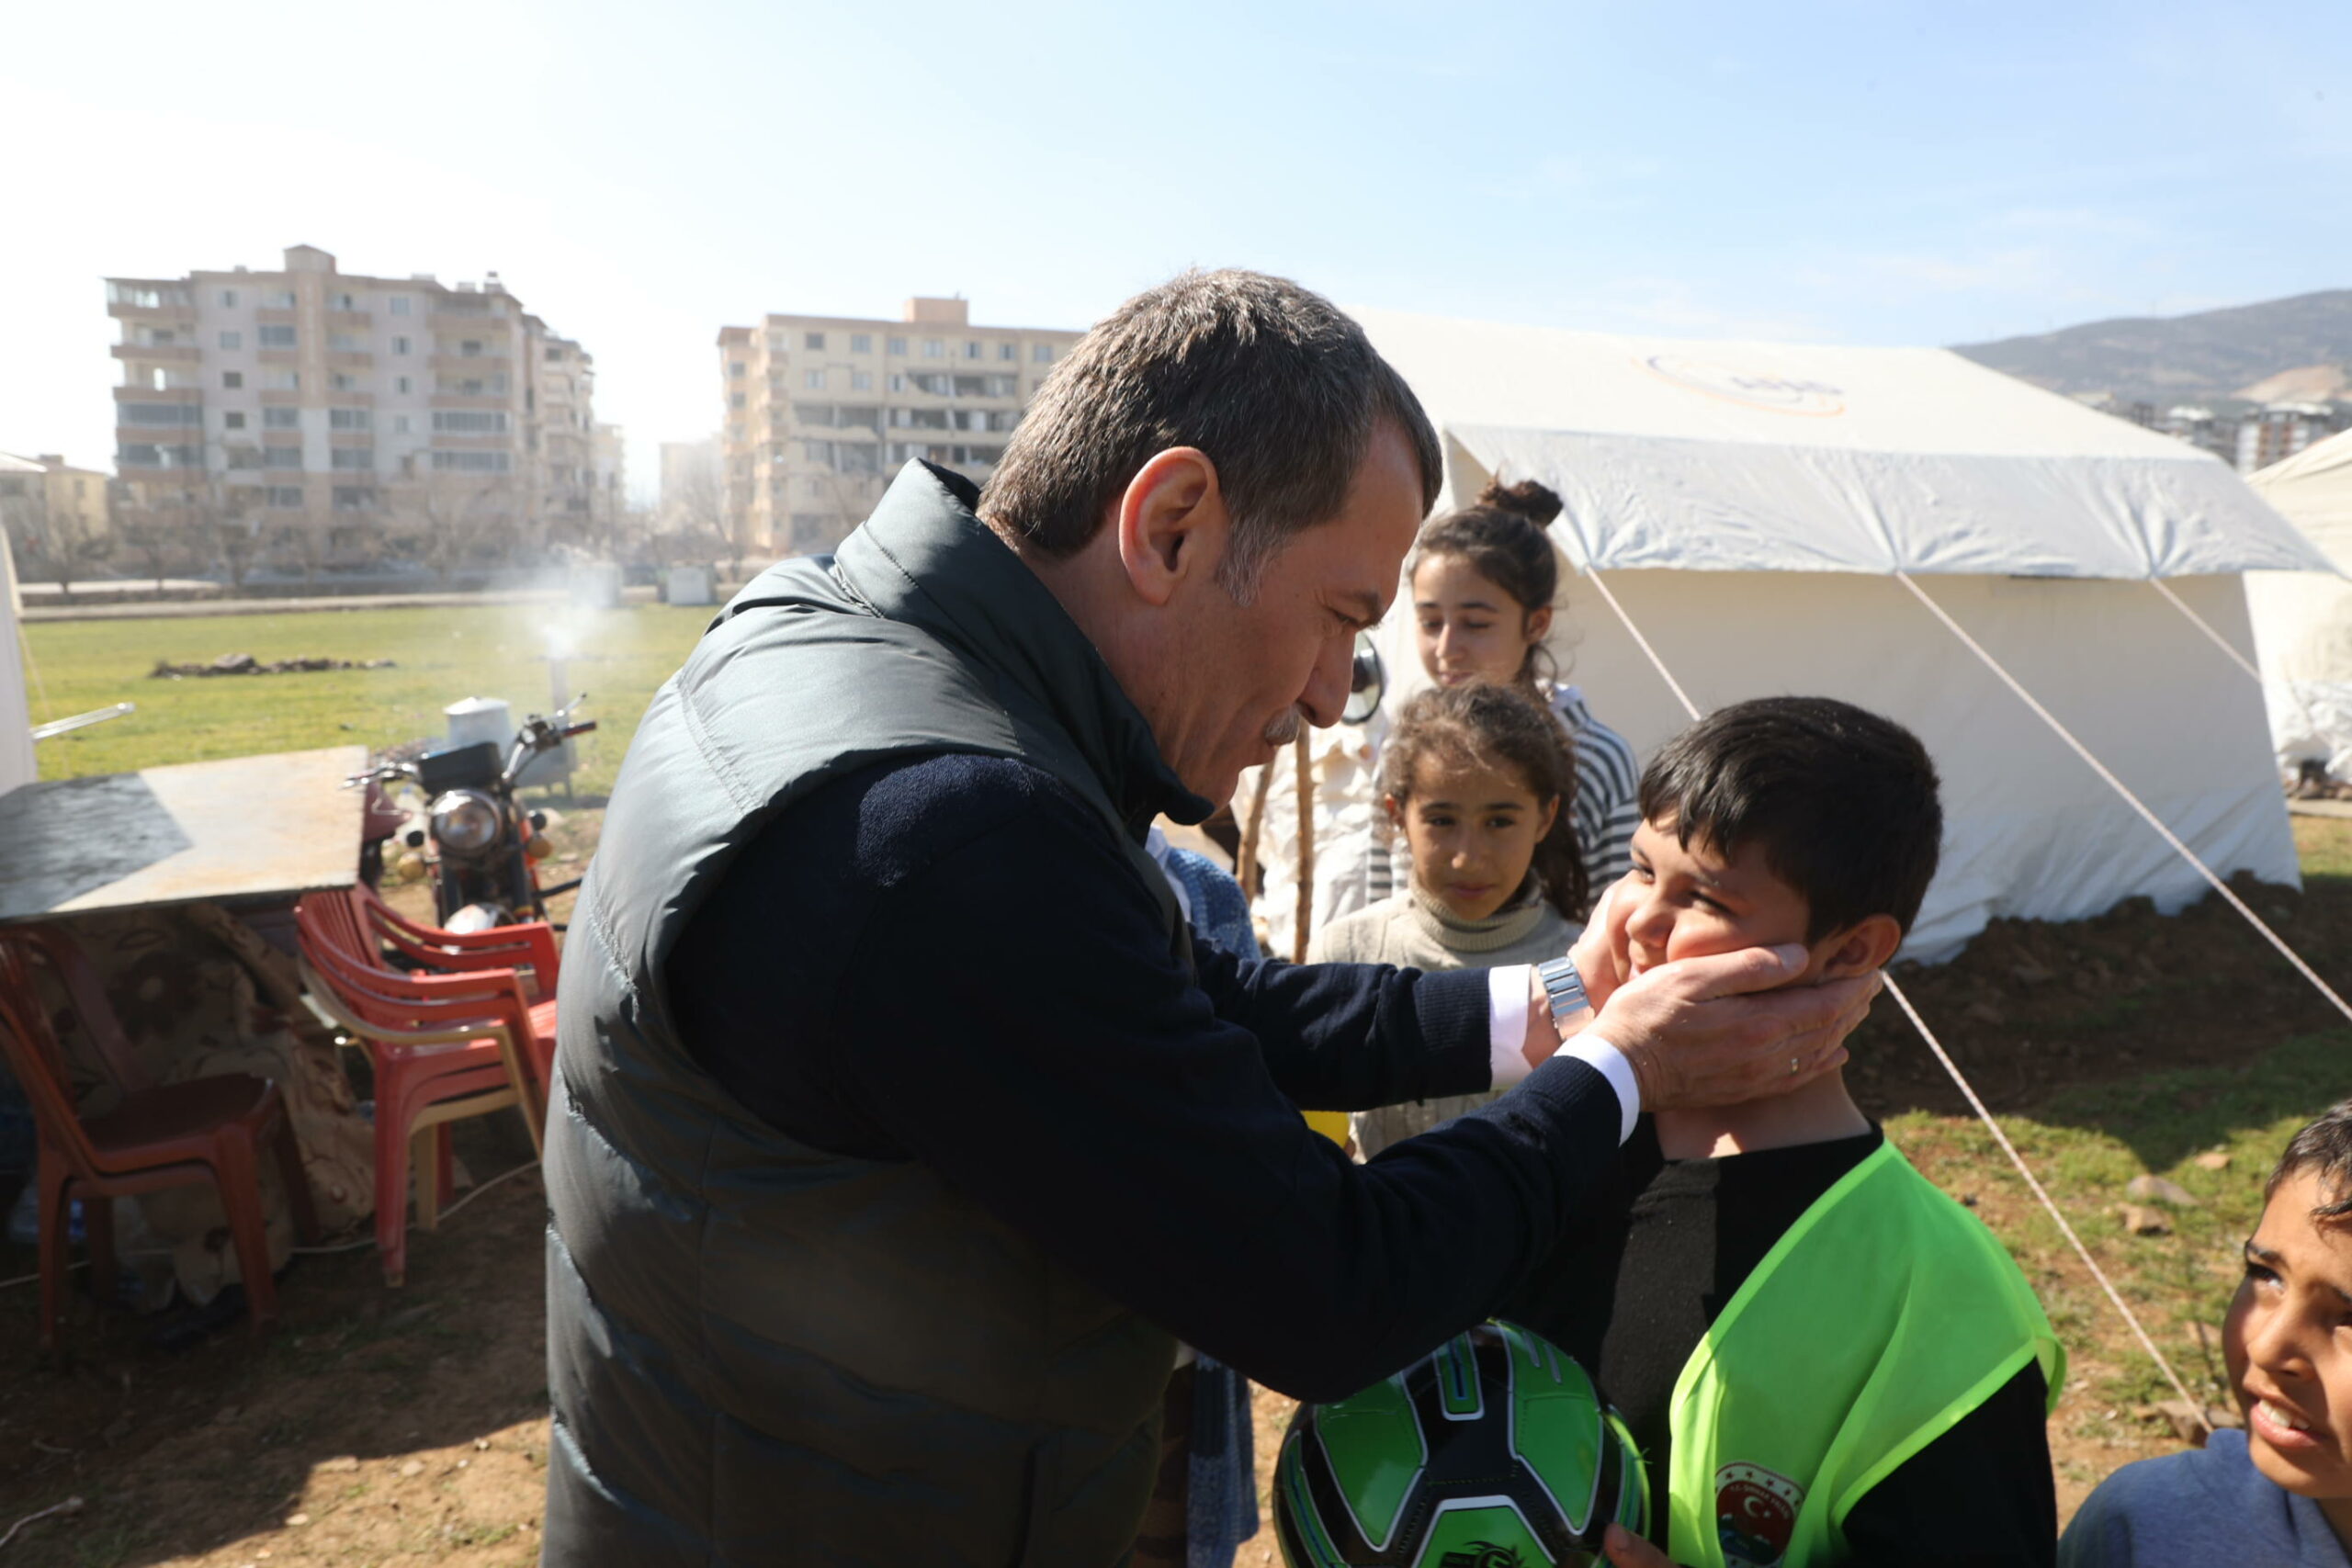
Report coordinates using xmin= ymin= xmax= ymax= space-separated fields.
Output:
xmin=308 ymin=885 xmax=560 ymax=999
xmin=294 ymin=908 xmax=542 ymax=1286
xmin=0 ymin=925 xmax=320 ymax=1350
xmin=300 ymin=889 xmax=559 ymax=1078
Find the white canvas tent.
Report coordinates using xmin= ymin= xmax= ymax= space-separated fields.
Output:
xmin=2245 ymin=429 xmax=2352 ymax=779
xmin=1355 ymin=309 xmax=2328 ymax=961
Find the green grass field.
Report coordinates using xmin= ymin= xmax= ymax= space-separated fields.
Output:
xmin=22 ymin=603 xmax=713 ymax=800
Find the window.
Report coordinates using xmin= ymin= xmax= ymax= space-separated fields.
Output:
xmin=805 ymin=332 xmax=826 ymax=351
xmin=266 ymin=370 xmax=300 ymax=389
xmin=333 ymin=486 xmax=375 ymax=510
xmin=266 ymin=289 xmax=296 ymax=308
xmin=330 ymin=447 xmax=373 ymax=470
xmin=393 ymin=415 xmax=411 ymax=434
xmin=922 ymin=339 xmax=944 ymax=358
xmin=263 ymin=408 xmax=300 ymax=428
xmin=219 ymin=289 xmax=239 ymax=308
xmin=219 ymin=331 xmax=243 ymax=350
xmin=729 ymin=391 xmax=746 ymax=410
xmin=264 ymin=445 xmax=302 ymax=468
xmin=257 ymin=324 xmax=296 ymax=347
xmin=460 ymin=340 xmax=483 ymax=357
xmin=802 ymin=440 xmax=835 ymax=468
xmin=999 ymin=342 xmax=1017 ymax=361
xmin=430 ymin=450 xmax=511 ymax=473
xmin=989 ymin=409 xmax=1022 ymax=433
xmin=329 ymin=332 xmax=364 ymax=352
xmin=888 ymin=336 xmax=908 ymax=355
xmin=838 ymin=405 xmax=880 ymax=432
xmin=986 ymin=375 xmax=1016 ymax=397
xmin=851 ymin=370 xmax=873 ymax=391
xmin=1033 ymin=344 xmax=1054 ymax=364
xmin=850 ymin=333 xmax=872 ymax=354
xmin=329 ymin=373 xmax=357 ymax=391
xmin=117 ymin=443 xmax=198 ymax=468
xmin=394 ymin=376 xmax=412 ymax=394
xmin=330 ymin=408 xmax=369 ymax=430
xmin=119 ymin=402 xmax=202 ymax=426
xmin=222 ymin=371 xmax=243 ymax=389
xmin=331 ymin=292 xmax=358 ymax=310
xmin=224 ymin=412 xmax=246 ymax=430
xmin=891 ymin=407 xmax=949 ymax=430
xmin=963 ymin=341 xmax=983 ymax=361
xmin=266 ymin=486 xmax=305 ymax=507
xmin=389 ymin=296 xmax=411 ymax=316
xmin=431 ymin=411 xmax=509 ymax=433
xmin=225 ymin=446 xmax=263 ymax=469
xmin=840 ymin=444 xmax=879 ymax=475
xmin=545 ymin=345 xmax=564 ymax=362
xmin=106 ymin=283 xmax=191 ymax=308
xmin=804 ymin=368 xmax=826 ymax=389
xmin=794 ymin=402 xmax=835 ymax=426
xmin=729 ymin=361 xmax=747 ymax=378
xmin=391 ymin=335 xmax=410 ymax=355
xmin=888 ymin=373 xmax=906 ymax=392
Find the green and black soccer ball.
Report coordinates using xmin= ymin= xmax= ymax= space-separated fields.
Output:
xmin=1274 ymin=1321 xmax=1646 ymax=1568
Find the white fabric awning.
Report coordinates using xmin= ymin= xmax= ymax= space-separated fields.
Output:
xmin=1354 ymin=309 xmax=2331 ymax=579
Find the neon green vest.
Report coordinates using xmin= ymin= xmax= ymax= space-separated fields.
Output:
xmin=1665 ymin=1139 xmax=2063 ymax=1568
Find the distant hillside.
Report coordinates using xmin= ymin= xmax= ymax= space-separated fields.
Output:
xmin=1951 ymin=290 xmax=2352 ymax=408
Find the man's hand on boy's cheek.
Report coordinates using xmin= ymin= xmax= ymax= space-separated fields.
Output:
xmin=1570 ymin=874 xmax=1633 ymax=1010
xmin=1598 ymin=946 xmax=1881 ymax=1112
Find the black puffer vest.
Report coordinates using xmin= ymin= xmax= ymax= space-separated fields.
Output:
xmin=540 ymin=464 xmax=1207 ymax=1565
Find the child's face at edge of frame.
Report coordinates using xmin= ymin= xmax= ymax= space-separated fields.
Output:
xmin=1412 ymin=554 xmax=1552 ymax=689
xmin=2227 ymin=1171 xmax=2352 ymax=1511
xmin=1386 ymin=753 xmax=1559 ymax=924
xmin=1611 ymin=816 xmax=1901 ymax=988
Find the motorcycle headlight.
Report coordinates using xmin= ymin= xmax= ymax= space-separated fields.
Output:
xmin=428 ymin=789 xmax=501 ymax=854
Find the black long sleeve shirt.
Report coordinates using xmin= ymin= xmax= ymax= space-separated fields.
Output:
xmin=666 ymin=751 xmax=1626 ymax=1402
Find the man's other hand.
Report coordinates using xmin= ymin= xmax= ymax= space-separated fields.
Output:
xmin=1602 ymin=1524 xmax=1683 ymax=1568
xmin=1593 ymin=945 xmax=1880 ymax=1112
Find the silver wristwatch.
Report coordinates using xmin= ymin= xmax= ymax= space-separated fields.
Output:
xmin=1535 ymin=956 xmax=1589 ymax=1032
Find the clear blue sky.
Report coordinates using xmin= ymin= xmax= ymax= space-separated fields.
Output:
xmin=3 ymin=0 xmax=2346 ymax=497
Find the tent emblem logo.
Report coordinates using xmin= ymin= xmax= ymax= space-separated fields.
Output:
xmin=1640 ymin=354 xmax=1847 ymax=417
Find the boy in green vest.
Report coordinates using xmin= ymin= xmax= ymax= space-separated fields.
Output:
xmin=1504 ymin=696 xmax=2063 ymax=1568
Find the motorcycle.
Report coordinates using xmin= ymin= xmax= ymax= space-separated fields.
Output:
xmin=350 ymin=695 xmax=596 ymax=931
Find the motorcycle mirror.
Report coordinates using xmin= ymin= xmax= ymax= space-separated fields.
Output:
xmin=1341 ymin=632 xmax=1385 ymax=727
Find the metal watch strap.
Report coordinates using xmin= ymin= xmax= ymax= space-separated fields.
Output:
xmin=1536 ymin=956 xmax=1589 ymax=1029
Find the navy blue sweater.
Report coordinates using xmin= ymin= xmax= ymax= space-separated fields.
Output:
xmin=667 ymin=751 xmax=1624 ymax=1401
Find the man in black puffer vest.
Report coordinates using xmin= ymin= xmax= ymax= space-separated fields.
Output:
xmin=541 ymin=271 xmax=1878 ymax=1566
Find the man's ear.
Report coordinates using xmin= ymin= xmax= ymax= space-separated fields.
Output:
xmin=1113 ymin=447 xmax=1227 ymax=607
xmin=1815 ymin=913 xmax=1904 ymax=978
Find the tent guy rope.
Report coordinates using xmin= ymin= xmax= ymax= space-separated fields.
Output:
xmin=1581 ymin=563 xmax=2215 ymax=1433
xmin=1894 ymin=570 xmax=2352 ymax=1031
xmin=2145 ymin=578 xmax=2264 ymax=684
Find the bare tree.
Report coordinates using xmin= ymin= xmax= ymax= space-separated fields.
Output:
xmin=664 ymin=464 xmax=733 ymax=578
xmin=394 ymin=474 xmax=514 ymax=587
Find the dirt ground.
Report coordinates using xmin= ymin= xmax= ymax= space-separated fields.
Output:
xmin=5 ymin=818 xmax=2348 ymax=1563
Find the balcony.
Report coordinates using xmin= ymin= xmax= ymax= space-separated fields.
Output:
xmin=112 ymin=344 xmax=199 ymax=365
xmin=256 ymin=308 xmax=297 ymax=326
xmin=327 ymin=352 xmax=374 ymax=369
xmin=325 ymin=310 xmax=371 ymax=329
xmin=430 ymin=354 xmax=510 ymax=372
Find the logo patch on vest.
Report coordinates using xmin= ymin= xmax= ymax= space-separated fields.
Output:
xmin=1714 ymin=1462 xmax=1804 ymax=1568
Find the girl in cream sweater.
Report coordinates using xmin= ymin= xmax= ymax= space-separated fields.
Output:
xmin=1308 ymin=681 xmax=1584 ymax=1159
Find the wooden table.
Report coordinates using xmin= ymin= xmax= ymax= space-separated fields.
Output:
xmin=0 ymin=746 xmax=368 ymax=924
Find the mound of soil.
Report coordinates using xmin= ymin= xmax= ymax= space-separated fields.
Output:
xmin=149 ymin=653 xmax=396 ymax=679
xmin=1848 ymin=872 xmax=2348 ymax=1122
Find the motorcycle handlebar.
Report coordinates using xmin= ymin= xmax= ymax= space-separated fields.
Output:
xmin=560 ymin=721 xmax=598 ymax=738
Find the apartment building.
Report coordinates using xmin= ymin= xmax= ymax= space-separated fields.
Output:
xmin=593 ymin=423 xmax=628 ymax=525
xmin=105 ymin=244 xmax=597 ymax=559
xmin=0 ymin=451 xmax=112 ymax=564
xmin=2237 ymin=402 xmax=2342 ymax=474
xmin=717 ymin=297 xmax=1081 ymax=556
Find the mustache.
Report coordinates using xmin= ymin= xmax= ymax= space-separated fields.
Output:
xmin=1262 ymin=705 xmax=1308 ymax=748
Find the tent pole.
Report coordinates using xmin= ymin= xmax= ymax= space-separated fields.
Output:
xmin=1582 ymin=563 xmax=2215 ymax=1435
xmin=1896 ymin=570 xmax=2352 ymax=1030
xmin=1292 ymin=732 xmax=1315 ymax=964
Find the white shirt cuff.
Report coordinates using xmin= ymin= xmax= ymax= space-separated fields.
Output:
xmin=1487 ymin=963 xmax=1641 ymax=1145
xmin=1488 ymin=965 xmax=1535 ymax=1085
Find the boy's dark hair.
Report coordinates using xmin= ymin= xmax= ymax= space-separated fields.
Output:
xmin=1410 ymin=479 xmax=1564 ymax=686
xmin=2268 ymin=1101 xmax=2352 ymax=1223
xmin=1638 ymin=696 xmax=1942 ymax=941
xmin=1382 ymin=681 xmax=1589 ymax=920
xmin=980 ymin=269 xmax=1442 ymax=600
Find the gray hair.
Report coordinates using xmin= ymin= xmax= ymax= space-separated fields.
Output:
xmin=979 ymin=269 xmax=1442 ymax=599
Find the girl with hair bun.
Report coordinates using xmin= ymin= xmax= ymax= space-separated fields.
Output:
xmin=1388 ymin=477 xmax=1641 ymax=902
